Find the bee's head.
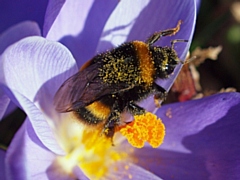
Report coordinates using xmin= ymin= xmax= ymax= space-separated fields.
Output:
xmin=145 ymin=20 xmax=189 ymax=79
xmin=150 ymin=45 xmax=180 ymax=79
xmin=148 ymin=37 xmax=189 ymax=79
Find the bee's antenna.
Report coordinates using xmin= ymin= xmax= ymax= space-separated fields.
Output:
xmin=177 ymin=53 xmax=198 ymax=65
xmin=171 ymin=39 xmax=192 ymax=65
xmin=182 ymin=55 xmax=198 ymax=64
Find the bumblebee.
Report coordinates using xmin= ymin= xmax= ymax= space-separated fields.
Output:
xmin=54 ymin=20 xmax=187 ymax=138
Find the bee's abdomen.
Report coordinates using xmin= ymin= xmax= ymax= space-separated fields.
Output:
xmin=75 ymin=101 xmax=111 ymax=125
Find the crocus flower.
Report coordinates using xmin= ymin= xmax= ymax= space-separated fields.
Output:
xmin=4 ymin=0 xmax=233 ymax=179
xmin=1 ymin=37 xmax=240 ymax=179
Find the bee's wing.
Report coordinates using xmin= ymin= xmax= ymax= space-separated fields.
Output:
xmin=54 ymin=63 xmax=130 ymax=112
xmin=54 ymin=63 xmax=98 ymax=112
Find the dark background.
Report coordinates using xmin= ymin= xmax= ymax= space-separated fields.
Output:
xmin=1 ymin=0 xmax=240 ymax=148
xmin=192 ymin=0 xmax=240 ymax=92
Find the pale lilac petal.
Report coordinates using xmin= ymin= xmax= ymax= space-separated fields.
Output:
xmin=0 ymin=149 xmax=6 ymax=180
xmin=0 ymin=21 xmax=41 ymax=55
xmin=0 ymin=21 xmax=41 ymax=119
xmin=0 ymin=0 xmax=48 ymax=34
xmin=0 ymin=36 xmax=78 ymax=117
xmin=108 ymin=162 xmax=162 ymax=180
xmin=72 ymin=166 xmax=89 ymax=180
xmin=133 ymin=92 xmax=240 ymax=179
xmin=44 ymin=0 xmax=93 ymax=39
xmin=44 ymin=0 xmax=118 ymax=67
xmin=5 ymin=118 xmax=74 ymax=180
xmin=0 ymin=37 xmax=78 ymax=154
xmin=127 ymin=163 xmax=162 ymax=180
xmin=1 ymin=90 xmax=65 ymax=155
xmin=43 ymin=0 xmax=66 ymax=37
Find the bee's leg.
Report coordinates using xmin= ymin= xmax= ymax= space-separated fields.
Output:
xmin=153 ymin=83 xmax=168 ymax=108
xmin=103 ymin=108 xmax=121 ymax=144
xmin=127 ymin=101 xmax=146 ymax=116
xmin=146 ymin=20 xmax=182 ymax=45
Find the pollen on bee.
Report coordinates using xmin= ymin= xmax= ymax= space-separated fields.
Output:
xmin=119 ymin=112 xmax=165 ymax=148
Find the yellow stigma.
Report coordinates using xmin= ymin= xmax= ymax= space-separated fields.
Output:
xmin=119 ymin=112 xmax=165 ymax=148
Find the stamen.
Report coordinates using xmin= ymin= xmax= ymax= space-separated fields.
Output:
xmin=119 ymin=112 xmax=165 ymax=148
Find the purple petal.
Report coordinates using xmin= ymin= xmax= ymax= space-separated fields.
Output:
xmin=5 ymin=118 xmax=77 ymax=180
xmin=159 ymin=92 xmax=240 ymax=152
xmin=0 ymin=21 xmax=41 ymax=55
xmin=2 ymin=90 xmax=65 ymax=155
xmin=0 ymin=90 xmax=10 ymax=120
xmin=133 ymin=92 xmax=240 ymax=179
xmin=196 ymin=0 xmax=201 ymax=11
xmin=0 ymin=149 xmax=6 ymax=180
xmin=1 ymin=101 xmax=16 ymax=120
xmin=0 ymin=0 xmax=48 ymax=34
xmin=98 ymin=0 xmax=196 ymax=63
xmin=44 ymin=0 xmax=118 ymax=67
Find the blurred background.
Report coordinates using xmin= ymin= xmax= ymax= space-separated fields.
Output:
xmin=1 ymin=0 xmax=240 ymax=149
xmin=192 ymin=0 xmax=240 ymax=92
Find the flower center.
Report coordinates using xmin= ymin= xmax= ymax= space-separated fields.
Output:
xmin=78 ymin=130 xmax=128 ymax=178
xmin=56 ymin=117 xmax=128 ymax=179
xmin=56 ymin=112 xmax=165 ymax=178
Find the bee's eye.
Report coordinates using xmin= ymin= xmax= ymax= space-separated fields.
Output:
xmin=165 ymin=65 xmax=175 ymax=74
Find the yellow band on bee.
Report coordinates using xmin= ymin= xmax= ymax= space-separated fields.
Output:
xmin=133 ymin=41 xmax=155 ymax=86
xmin=86 ymin=101 xmax=111 ymax=120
